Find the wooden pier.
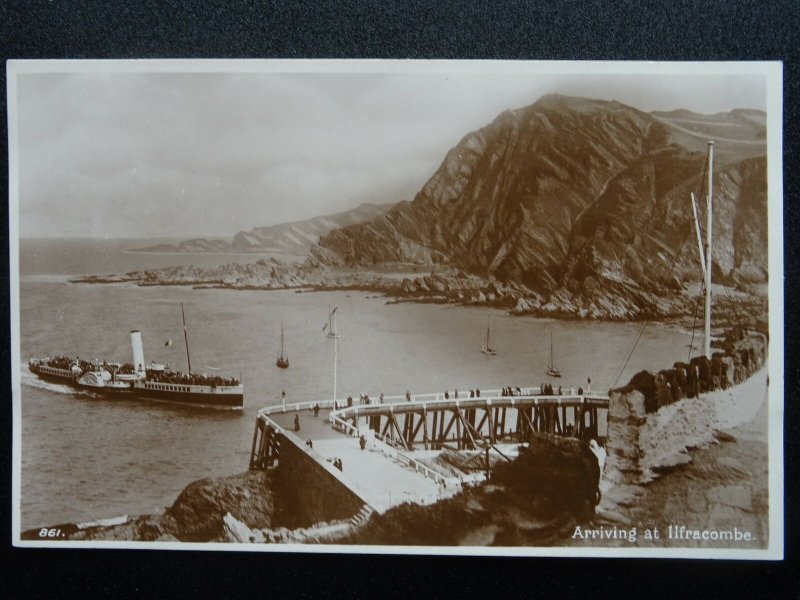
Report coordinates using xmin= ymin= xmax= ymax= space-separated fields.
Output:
xmin=329 ymin=394 xmax=609 ymax=451
xmin=250 ymin=389 xmax=609 ymax=472
xmin=249 ymin=416 xmax=281 ymax=470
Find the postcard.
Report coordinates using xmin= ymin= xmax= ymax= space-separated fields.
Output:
xmin=8 ymin=59 xmax=784 ymax=558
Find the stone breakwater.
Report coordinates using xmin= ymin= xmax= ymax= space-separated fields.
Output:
xmin=600 ymin=328 xmax=768 ymax=514
xmin=73 ymin=258 xmax=767 ymax=323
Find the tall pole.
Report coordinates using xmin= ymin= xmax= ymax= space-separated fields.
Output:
xmin=333 ymin=316 xmax=338 ymax=408
xmin=181 ymin=302 xmax=192 ymax=373
xmin=704 ymin=141 xmax=714 ymax=360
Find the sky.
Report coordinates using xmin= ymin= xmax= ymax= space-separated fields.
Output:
xmin=13 ymin=65 xmax=768 ymax=239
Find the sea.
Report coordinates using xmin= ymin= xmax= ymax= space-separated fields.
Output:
xmin=17 ymin=238 xmax=695 ymax=530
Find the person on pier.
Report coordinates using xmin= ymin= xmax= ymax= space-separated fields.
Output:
xmin=294 ymin=414 xmax=300 ymax=432
xmin=313 ymin=403 xmax=320 ymax=417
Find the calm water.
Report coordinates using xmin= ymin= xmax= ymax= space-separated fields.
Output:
xmin=17 ymin=239 xmax=693 ymax=529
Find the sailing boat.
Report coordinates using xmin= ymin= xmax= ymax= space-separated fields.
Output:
xmin=323 ymin=306 xmax=339 ymax=339
xmin=481 ymin=316 xmax=497 ymax=355
xmin=276 ymin=321 xmax=289 ymax=369
xmin=546 ymin=331 xmax=562 ymax=377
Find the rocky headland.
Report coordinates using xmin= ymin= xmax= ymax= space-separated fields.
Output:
xmin=79 ymin=95 xmax=768 ymax=325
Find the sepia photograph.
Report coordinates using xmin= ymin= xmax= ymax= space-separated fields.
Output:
xmin=8 ymin=59 xmax=783 ymax=558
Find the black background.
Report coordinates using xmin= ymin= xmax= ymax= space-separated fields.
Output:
xmin=1 ymin=1 xmax=797 ymax=597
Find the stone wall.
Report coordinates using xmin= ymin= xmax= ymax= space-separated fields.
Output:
xmin=624 ymin=329 xmax=768 ymax=415
xmin=600 ymin=330 xmax=767 ymax=512
xmin=271 ymin=429 xmax=369 ymax=529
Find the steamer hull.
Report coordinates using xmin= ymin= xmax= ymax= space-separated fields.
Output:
xmin=133 ymin=381 xmax=244 ymax=409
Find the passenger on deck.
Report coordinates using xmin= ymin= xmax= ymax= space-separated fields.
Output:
xmin=578 ymin=386 xmax=584 ymax=395
xmin=454 ymin=389 xmax=459 ymax=399
xmin=347 ymin=395 xmax=353 ymax=408
xmin=313 ymin=403 xmax=320 ymax=417
xmin=380 ymin=393 xmax=384 ymax=404
xmin=359 ymin=435 xmax=367 ymax=450
xmin=294 ymin=415 xmax=300 ymax=432
xmin=476 ymin=388 xmax=481 ymax=397
xmin=470 ymin=390 xmax=475 ymax=398
xmin=406 ymin=390 xmax=411 ymax=402
xmin=558 ymin=385 xmax=563 ymax=395
xmin=444 ymin=390 xmax=449 ymax=399
xmin=306 ymin=439 xmax=313 ymax=449
xmin=587 ymin=377 xmax=592 ymax=394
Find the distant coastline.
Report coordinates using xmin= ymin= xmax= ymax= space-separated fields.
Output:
xmin=71 ymin=259 xmax=768 ymax=328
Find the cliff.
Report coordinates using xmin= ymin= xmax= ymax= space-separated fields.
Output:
xmin=314 ymin=96 xmax=768 ymax=317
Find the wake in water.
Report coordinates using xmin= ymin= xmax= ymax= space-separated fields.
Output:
xmin=19 ymin=370 xmax=85 ymax=396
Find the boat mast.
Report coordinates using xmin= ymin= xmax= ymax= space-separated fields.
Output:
xmin=333 ymin=312 xmax=338 ymax=406
xmin=486 ymin=316 xmax=491 ymax=349
xmin=704 ymin=141 xmax=714 ymax=360
xmin=549 ymin=331 xmax=554 ymax=369
xmin=181 ymin=302 xmax=192 ymax=373
xmin=280 ymin=321 xmax=285 ymax=358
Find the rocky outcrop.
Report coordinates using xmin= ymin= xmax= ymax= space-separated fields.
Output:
xmin=315 ymin=96 xmax=768 ymax=316
xmin=22 ymin=470 xmax=274 ymax=542
xmin=162 ymin=471 xmax=275 ymax=542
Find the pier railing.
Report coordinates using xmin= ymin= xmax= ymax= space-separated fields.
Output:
xmin=258 ymin=386 xmax=605 ymax=415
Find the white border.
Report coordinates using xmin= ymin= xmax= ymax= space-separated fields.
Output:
xmin=7 ymin=59 xmax=784 ymax=559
